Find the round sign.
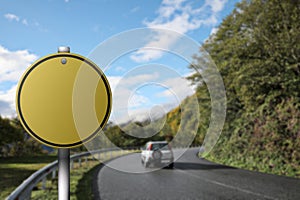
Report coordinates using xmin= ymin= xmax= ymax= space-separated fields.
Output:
xmin=16 ymin=53 xmax=112 ymax=148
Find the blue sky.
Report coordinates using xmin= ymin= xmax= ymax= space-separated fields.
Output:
xmin=0 ymin=0 xmax=241 ymax=123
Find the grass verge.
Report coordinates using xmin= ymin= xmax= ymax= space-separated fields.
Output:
xmin=30 ymin=150 xmax=134 ymax=200
xmin=204 ymin=153 xmax=300 ymax=178
xmin=0 ymin=155 xmax=57 ymax=199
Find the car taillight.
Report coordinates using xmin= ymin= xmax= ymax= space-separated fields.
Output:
xmin=147 ymin=144 xmax=152 ymax=150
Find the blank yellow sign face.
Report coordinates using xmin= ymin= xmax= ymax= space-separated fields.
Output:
xmin=16 ymin=53 xmax=111 ymax=148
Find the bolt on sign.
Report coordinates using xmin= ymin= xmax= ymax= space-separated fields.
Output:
xmin=16 ymin=52 xmax=112 ymax=148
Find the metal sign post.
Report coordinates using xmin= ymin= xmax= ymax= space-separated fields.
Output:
xmin=58 ymin=148 xmax=70 ymax=200
xmin=58 ymin=46 xmax=70 ymax=200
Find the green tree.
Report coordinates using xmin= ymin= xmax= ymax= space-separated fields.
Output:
xmin=189 ymin=0 xmax=300 ymax=177
xmin=0 ymin=116 xmax=23 ymax=147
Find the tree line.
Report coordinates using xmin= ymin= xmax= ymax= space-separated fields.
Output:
xmin=189 ymin=0 xmax=299 ymax=177
xmin=0 ymin=116 xmax=43 ymax=157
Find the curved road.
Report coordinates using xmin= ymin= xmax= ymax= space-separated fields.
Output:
xmin=94 ymin=148 xmax=300 ymax=200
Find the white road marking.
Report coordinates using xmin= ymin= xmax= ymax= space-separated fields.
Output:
xmin=176 ymin=168 xmax=278 ymax=200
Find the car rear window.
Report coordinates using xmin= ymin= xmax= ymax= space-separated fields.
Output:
xmin=152 ymin=143 xmax=169 ymax=150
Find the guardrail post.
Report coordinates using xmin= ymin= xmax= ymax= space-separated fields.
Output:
xmin=42 ymin=177 xmax=47 ymax=190
xmin=79 ymin=158 xmax=82 ymax=167
xmin=22 ymin=189 xmax=32 ymax=200
xmin=70 ymin=160 xmax=74 ymax=170
xmin=52 ymin=169 xmax=56 ymax=179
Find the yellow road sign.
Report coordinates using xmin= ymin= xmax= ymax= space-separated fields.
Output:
xmin=16 ymin=53 xmax=112 ymax=148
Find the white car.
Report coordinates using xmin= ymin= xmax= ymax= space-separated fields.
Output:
xmin=141 ymin=141 xmax=174 ymax=168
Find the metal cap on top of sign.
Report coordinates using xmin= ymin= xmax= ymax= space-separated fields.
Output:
xmin=16 ymin=48 xmax=112 ymax=148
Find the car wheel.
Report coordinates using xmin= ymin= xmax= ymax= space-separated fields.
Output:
xmin=168 ymin=163 xmax=174 ymax=169
xmin=144 ymin=161 xmax=149 ymax=168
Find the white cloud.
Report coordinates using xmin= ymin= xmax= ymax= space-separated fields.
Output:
xmin=108 ymin=73 xmax=160 ymax=91
xmin=0 ymin=45 xmax=38 ymax=117
xmin=0 ymin=45 xmax=38 ymax=82
xmin=4 ymin=13 xmax=45 ymax=31
xmin=127 ymin=106 xmax=162 ymax=123
xmin=205 ymin=0 xmax=227 ymax=13
xmin=0 ymin=85 xmax=18 ymax=118
xmin=131 ymin=0 xmax=228 ymax=62
xmin=210 ymin=27 xmax=219 ymax=35
xmin=115 ymin=102 xmax=174 ymax=124
xmin=107 ymin=76 xmax=121 ymax=92
xmin=108 ymin=72 xmax=163 ymax=123
xmin=128 ymin=94 xmax=150 ymax=109
xmin=144 ymin=0 xmax=202 ymax=33
xmin=0 ymin=100 xmax=14 ymax=117
xmin=114 ymin=108 xmax=150 ymax=124
xmin=4 ymin=13 xmax=20 ymax=22
xmin=108 ymin=73 xmax=159 ymax=109
xmin=157 ymin=76 xmax=194 ymax=101
xmin=120 ymin=73 xmax=160 ymax=87
xmin=156 ymin=0 xmax=187 ymax=18
xmin=130 ymin=33 xmax=177 ymax=63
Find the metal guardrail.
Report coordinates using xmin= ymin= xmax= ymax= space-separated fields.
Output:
xmin=5 ymin=147 xmax=133 ymax=200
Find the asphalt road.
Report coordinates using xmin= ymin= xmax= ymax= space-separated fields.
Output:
xmin=94 ymin=148 xmax=300 ymax=200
